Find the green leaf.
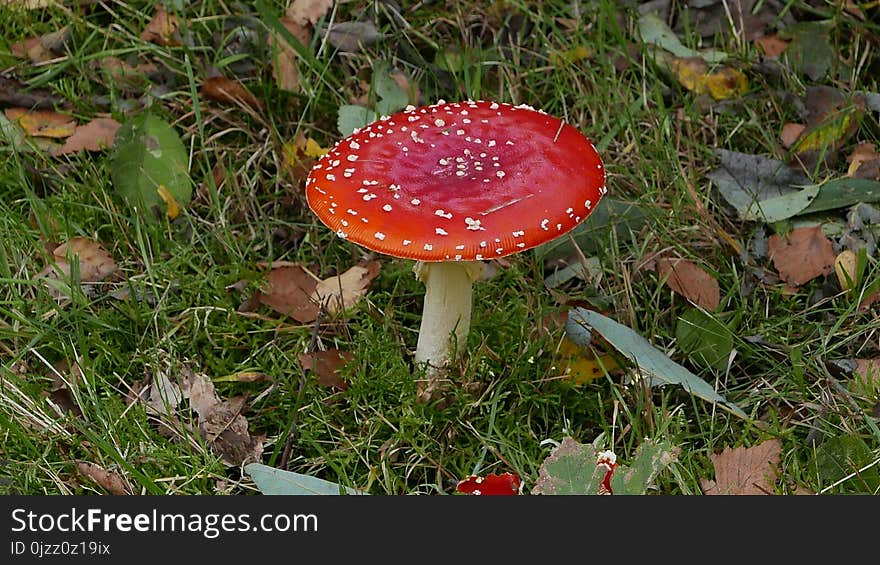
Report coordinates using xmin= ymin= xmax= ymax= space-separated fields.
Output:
xmin=567 ymin=308 xmax=748 ymax=419
xmin=610 ymin=439 xmax=677 ymax=495
xmin=740 ymin=183 xmax=821 ymax=223
xmin=535 ymin=198 xmax=653 ymax=262
xmin=244 ymin=463 xmax=368 ymax=495
xmin=675 ymin=308 xmax=734 ymax=370
xmin=800 ymin=178 xmax=880 ymax=215
xmin=782 ymin=22 xmax=835 ymax=81
xmin=110 ymin=113 xmax=192 ymax=222
xmin=813 ymin=435 xmax=880 ymax=493
xmin=638 ymin=12 xmax=727 ymax=64
xmin=373 ymin=70 xmax=408 ymax=117
xmin=336 ymin=104 xmax=376 ymax=137
xmin=533 ymin=436 xmax=677 ymax=495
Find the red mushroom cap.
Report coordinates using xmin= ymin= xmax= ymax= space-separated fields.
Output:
xmin=306 ymin=100 xmax=606 ymax=261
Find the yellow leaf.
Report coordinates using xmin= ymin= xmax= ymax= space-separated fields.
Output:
xmin=702 ymin=67 xmax=748 ymax=100
xmin=558 ymin=337 xmax=619 ymax=385
xmin=668 ymin=57 xmax=748 ymax=100
xmin=5 ymin=108 xmax=76 ymax=138
xmin=157 ymin=185 xmax=181 ymax=219
xmin=793 ymin=106 xmax=861 ymax=154
xmin=834 ymin=250 xmax=858 ymax=291
xmin=303 ymin=137 xmax=327 ymax=158
xmin=550 ymin=45 xmax=591 ymax=66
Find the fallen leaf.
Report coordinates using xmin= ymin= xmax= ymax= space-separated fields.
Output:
xmin=37 ymin=237 xmax=118 ymax=300
xmin=1 ymin=0 xmax=55 ymax=8
xmin=4 ymin=108 xmax=76 ymax=138
xmin=325 ymin=21 xmax=382 ymax=53
xmin=95 ymin=57 xmax=157 ymax=93
xmin=201 ymin=77 xmax=263 ymax=111
xmin=298 ymin=349 xmax=353 ymax=390
xmin=556 ymin=336 xmax=620 ymax=384
xmin=768 ymin=226 xmax=835 ymax=286
xmin=567 ymin=308 xmax=748 ymax=418
xmin=285 ymin=0 xmax=332 ymax=26
xmin=140 ymin=5 xmax=180 ymax=46
xmin=656 ymin=258 xmax=720 ymax=310
xmin=782 ymin=22 xmax=835 ymax=81
xmin=754 ymin=34 xmax=790 ymax=58
xmin=11 ymin=27 xmax=69 ymax=64
xmin=668 ymin=57 xmax=748 ymax=101
xmin=312 ymin=261 xmax=381 ymax=315
xmin=834 ymin=250 xmax=858 ymax=291
xmin=51 ymin=117 xmax=121 ymax=156
xmin=455 ymin=473 xmax=521 ymax=495
xmin=0 ymin=76 xmax=63 ymax=109
xmin=258 ymin=263 xmax=320 ymax=322
xmin=700 ymin=439 xmax=782 ymax=495
xmin=847 ymin=143 xmax=880 ymax=180
xmin=271 ymin=16 xmax=312 ymax=92
xmin=854 ymin=359 xmax=880 ymax=390
xmin=639 ymin=13 xmax=727 ymax=64
xmin=533 ymin=436 xmax=676 ymax=495
xmin=780 ymin=123 xmax=805 ymax=149
xmin=76 ymin=462 xmax=128 ymax=495
xmin=245 ymin=463 xmax=367 ymax=495
xmin=707 ymin=149 xmax=812 ymax=222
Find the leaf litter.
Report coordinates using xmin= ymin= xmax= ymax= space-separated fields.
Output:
xmin=700 ymin=439 xmax=782 ymax=495
xmin=131 ymin=364 xmax=264 ymax=467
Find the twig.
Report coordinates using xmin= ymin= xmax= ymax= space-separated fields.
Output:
xmin=279 ymin=304 xmax=325 ymax=469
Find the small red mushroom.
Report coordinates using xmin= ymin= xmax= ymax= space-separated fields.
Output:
xmin=306 ymin=100 xmax=605 ymax=392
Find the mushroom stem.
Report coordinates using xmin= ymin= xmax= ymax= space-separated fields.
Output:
xmin=413 ymin=261 xmax=483 ymax=373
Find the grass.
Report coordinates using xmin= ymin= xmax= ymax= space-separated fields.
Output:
xmin=1 ymin=0 xmax=879 ymax=495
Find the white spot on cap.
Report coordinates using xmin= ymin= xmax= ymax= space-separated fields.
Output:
xmin=403 ymin=239 xmax=412 ymax=246
xmin=465 ymin=217 xmax=485 ymax=231
xmin=363 ymin=193 xmax=377 ymax=201
xmin=435 ymin=228 xmax=448 ymax=236
xmin=435 ymin=209 xmax=453 ymax=219
xmin=487 ymin=140 xmax=496 ymax=147
xmin=374 ymin=232 xmax=386 ymax=240
xmin=585 ymin=199 xmax=592 ymax=208
xmin=456 ymin=129 xmax=465 ymax=135
xmin=476 ymin=254 xmax=484 ymax=260
xmin=456 ymin=171 xmax=466 ymax=176
xmin=424 ymin=243 xmax=433 ymax=251
xmin=347 ymin=209 xmax=358 ymax=215
xmin=383 ymin=204 xmax=393 ymax=212
xmin=455 ymin=244 xmax=465 ymax=250
xmin=349 ymin=141 xmax=360 ymax=150
xmin=389 ymin=183 xmax=401 ymax=191
xmin=479 ymin=241 xmax=487 ymax=248
xmin=455 ymin=254 xmax=462 ymax=261
xmin=540 ymin=219 xmax=550 ymax=231
xmin=411 ymin=198 xmax=421 ymax=205
xmin=326 ymin=174 xmax=336 ymax=181
xmin=496 ymin=248 xmax=504 ymax=254
xmin=496 ymin=171 xmax=505 ymax=179
xmin=347 ymin=154 xmax=358 ymax=162
xmin=434 ymin=119 xmax=445 ymax=127
xmin=566 ymin=207 xmax=574 ymax=214
xmin=336 ymin=230 xmax=348 ymax=238
xmin=489 ymin=102 xmax=499 ymax=110
xmin=517 ymin=243 xmax=526 ymax=248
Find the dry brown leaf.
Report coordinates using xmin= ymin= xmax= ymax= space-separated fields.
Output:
xmin=780 ymin=123 xmax=805 ymax=149
xmin=768 ymin=226 xmax=835 ymax=286
xmin=271 ymin=16 xmax=312 ymax=92
xmin=656 ymin=258 xmax=720 ymax=310
xmin=140 ymin=5 xmax=179 ymax=46
xmin=668 ymin=57 xmax=748 ymax=101
xmin=754 ymin=34 xmax=790 ymax=58
xmin=847 ymin=143 xmax=880 ymax=180
xmin=312 ymin=261 xmax=381 ymax=315
xmin=180 ymin=369 xmax=264 ymax=466
xmin=51 ymin=118 xmax=121 ymax=156
xmin=258 ymin=263 xmax=320 ymax=322
xmin=4 ymin=107 xmax=76 ymax=138
xmin=49 ymin=237 xmax=118 ymax=282
xmin=299 ymin=349 xmax=354 ymax=390
xmin=700 ymin=439 xmax=782 ymax=495
xmin=854 ymin=359 xmax=880 ymax=389
xmin=285 ymin=0 xmax=332 ymax=26
xmin=76 ymin=462 xmax=129 ymax=495
xmin=201 ymin=77 xmax=263 ymax=111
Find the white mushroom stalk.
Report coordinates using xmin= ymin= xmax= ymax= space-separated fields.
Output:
xmin=413 ymin=261 xmax=483 ymax=375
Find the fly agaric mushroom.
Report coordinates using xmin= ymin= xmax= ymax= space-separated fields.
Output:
xmin=305 ymin=100 xmax=605 ymax=388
